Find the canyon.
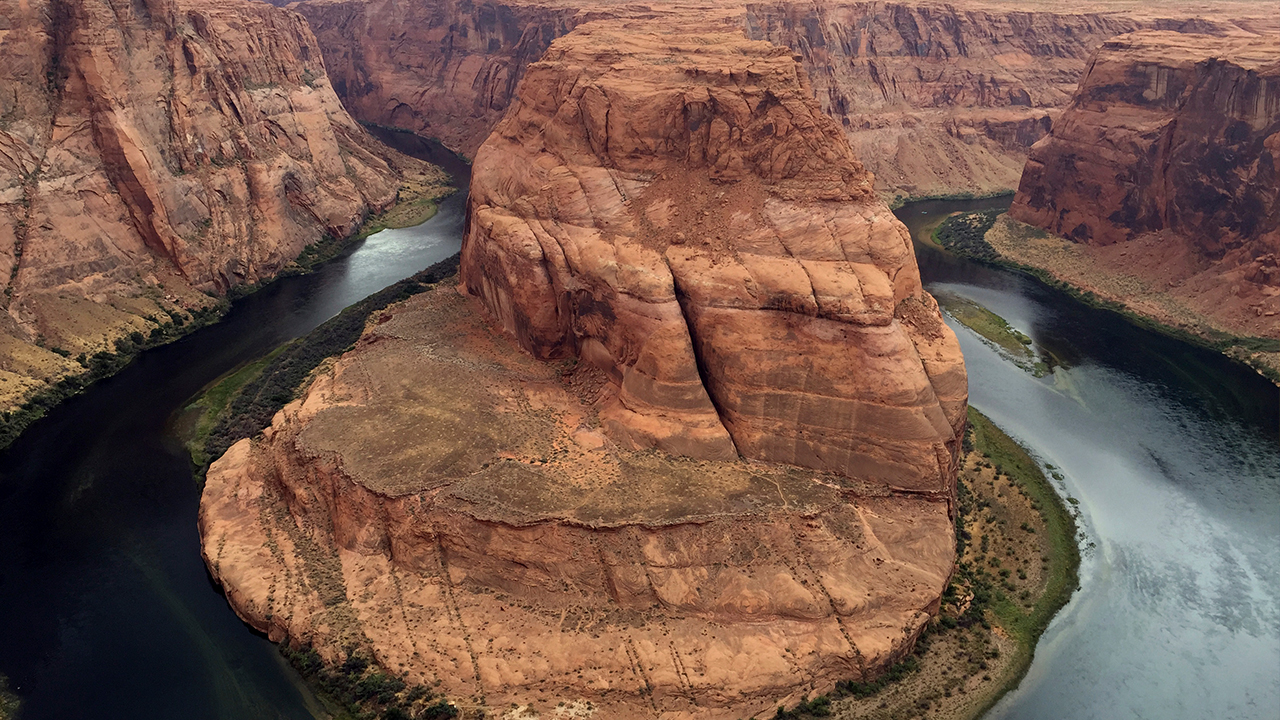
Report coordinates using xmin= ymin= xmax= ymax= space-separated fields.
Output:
xmin=0 ymin=0 xmax=439 ymax=409
xmin=1006 ymin=30 xmax=1279 ymax=377
xmin=200 ymin=22 xmax=965 ymax=717
xmin=295 ymin=0 xmax=1277 ymax=200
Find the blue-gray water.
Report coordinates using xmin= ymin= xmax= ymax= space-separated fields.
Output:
xmin=0 ymin=128 xmax=466 ymax=719
xmin=0 ymin=165 xmax=1274 ymax=719
xmin=898 ymin=198 xmax=1280 ymax=720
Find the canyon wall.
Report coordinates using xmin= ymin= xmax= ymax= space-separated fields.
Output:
xmin=201 ymin=22 xmax=962 ymax=717
xmin=461 ymin=20 xmax=967 ymax=493
xmin=295 ymin=0 xmax=1267 ymax=197
xmin=0 ymin=0 xmax=424 ymax=408
xmin=1008 ymin=31 xmax=1279 ymax=340
xmin=295 ymin=0 xmax=590 ymax=155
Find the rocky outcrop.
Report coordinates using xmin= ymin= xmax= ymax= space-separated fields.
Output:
xmin=462 ymin=21 xmax=966 ymax=494
xmin=201 ymin=283 xmax=956 ymax=719
xmin=201 ymin=21 xmax=962 ymax=717
xmin=1009 ymin=31 xmax=1280 ymax=341
xmin=296 ymin=0 xmax=1275 ymax=197
xmin=0 ymin=0 xmax=430 ymax=408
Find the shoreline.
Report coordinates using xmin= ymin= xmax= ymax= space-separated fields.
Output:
xmin=0 ymin=171 xmax=452 ymax=453
xmin=933 ymin=211 xmax=1280 ymax=386
xmin=772 ymin=408 xmax=1080 ymax=719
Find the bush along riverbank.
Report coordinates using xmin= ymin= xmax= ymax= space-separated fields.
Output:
xmin=0 ymin=303 xmax=224 ymax=449
xmin=887 ymin=190 xmax=1015 ymax=212
xmin=0 ymin=174 xmax=453 ymax=452
xmin=184 ymin=254 xmax=462 ymax=477
xmin=770 ymin=408 xmax=1081 ymax=720
xmin=932 ymin=211 xmax=1280 ymax=385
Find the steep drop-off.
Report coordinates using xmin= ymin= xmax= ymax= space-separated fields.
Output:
xmin=462 ymin=21 xmax=966 ymax=491
xmin=201 ymin=23 xmax=961 ymax=718
xmin=0 ymin=0 xmax=432 ymax=409
xmin=295 ymin=0 xmax=1274 ymax=197
xmin=1006 ymin=31 xmax=1279 ymax=371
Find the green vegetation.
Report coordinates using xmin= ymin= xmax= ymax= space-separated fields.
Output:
xmin=281 ymin=646 xmax=457 ymax=720
xmin=956 ymin=408 xmax=1080 ymax=715
xmin=769 ymin=408 xmax=1080 ymax=720
xmin=934 ymin=212 xmax=1279 ymax=385
xmin=888 ymin=190 xmax=1015 ymax=211
xmin=933 ymin=210 xmax=1003 ymax=262
xmin=182 ymin=345 xmax=287 ymax=469
xmin=935 ymin=293 xmax=1033 ymax=359
xmin=192 ymin=254 xmax=460 ymax=477
xmin=0 ymin=304 xmax=224 ymax=450
xmin=0 ymin=673 xmax=18 ymax=720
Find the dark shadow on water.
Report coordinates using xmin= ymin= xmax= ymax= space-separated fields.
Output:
xmin=0 ymin=131 xmax=467 ymax=720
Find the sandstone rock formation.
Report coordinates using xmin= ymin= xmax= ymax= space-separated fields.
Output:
xmin=295 ymin=0 xmax=1278 ymax=197
xmin=201 ymin=22 xmax=963 ymax=717
xmin=1009 ymin=31 xmax=1279 ymax=343
xmin=462 ymin=22 xmax=967 ymax=494
xmin=0 ymin=0 xmax=432 ymax=408
xmin=201 ymin=285 xmax=956 ymax=719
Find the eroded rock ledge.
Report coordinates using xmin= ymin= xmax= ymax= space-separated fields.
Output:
xmin=201 ymin=286 xmax=954 ymax=718
xmin=462 ymin=22 xmax=967 ymax=495
xmin=202 ymin=22 xmax=963 ymax=718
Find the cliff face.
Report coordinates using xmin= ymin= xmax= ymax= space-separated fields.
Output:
xmin=1009 ymin=31 xmax=1280 ymax=339
xmin=295 ymin=0 xmax=587 ymax=156
xmin=0 ymin=0 xmax=418 ymax=407
xmin=200 ymin=22 xmax=961 ymax=717
xmin=462 ymin=21 xmax=966 ymax=493
xmin=296 ymin=0 xmax=1264 ymax=197
xmin=742 ymin=2 xmax=1150 ymax=196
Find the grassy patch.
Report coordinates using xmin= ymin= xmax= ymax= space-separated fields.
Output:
xmin=888 ymin=190 xmax=1015 ymax=211
xmin=0 ymin=674 xmax=18 ymax=720
xmin=964 ymin=408 xmax=1080 ymax=679
xmin=935 ymin=293 xmax=1034 ymax=359
xmin=772 ymin=408 xmax=1080 ymax=719
xmin=980 ymin=216 xmax=1279 ymax=385
xmin=182 ymin=345 xmax=287 ymax=469
xmin=0 ymin=304 xmax=224 ymax=450
xmin=193 ymin=254 xmax=461 ymax=478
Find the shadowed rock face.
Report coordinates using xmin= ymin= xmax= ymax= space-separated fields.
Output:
xmin=462 ymin=22 xmax=966 ymax=495
xmin=295 ymin=0 xmax=1270 ymax=197
xmin=0 ymin=0 xmax=418 ymax=407
xmin=1010 ymin=31 xmax=1280 ymax=333
xmin=201 ymin=284 xmax=956 ymax=719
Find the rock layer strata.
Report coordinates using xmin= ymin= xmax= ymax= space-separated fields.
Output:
xmin=201 ymin=285 xmax=956 ymax=718
xmin=1009 ymin=31 xmax=1280 ymax=341
xmin=0 ymin=0 xmax=427 ymax=407
xmin=202 ymin=22 xmax=963 ymax=718
xmin=461 ymin=22 xmax=967 ymax=494
xmin=295 ymin=0 xmax=1278 ymax=196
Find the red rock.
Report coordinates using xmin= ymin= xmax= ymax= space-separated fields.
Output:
xmin=1010 ymin=31 xmax=1280 ymax=339
xmin=461 ymin=21 xmax=966 ymax=494
xmin=0 ymin=0 xmax=423 ymax=407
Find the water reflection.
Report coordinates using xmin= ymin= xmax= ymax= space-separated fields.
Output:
xmin=896 ymin=199 xmax=1280 ymax=720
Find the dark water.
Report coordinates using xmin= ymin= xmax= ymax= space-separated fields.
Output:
xmin=0 ymin=128 xmax=467 ymax=720
xmin=897 ymin=198 xmax=1280 ymax=720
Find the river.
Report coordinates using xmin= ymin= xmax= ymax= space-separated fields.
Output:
xmin=0 ymin=128 xmax=467 ymax=719
xmin=0 ymin=159 xmax=1275 ymax=718
xmin=897 ymin=197 xmax=1280 ymax=720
